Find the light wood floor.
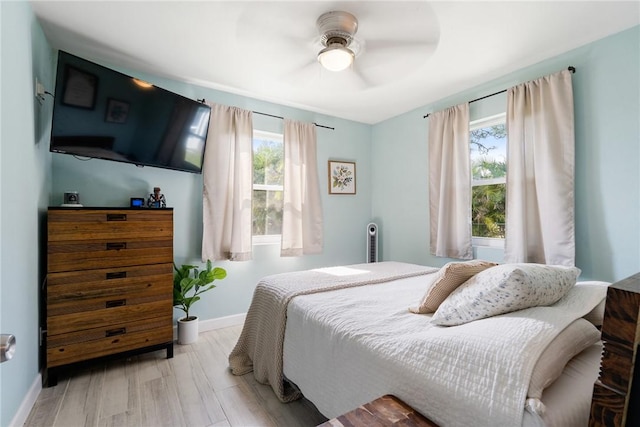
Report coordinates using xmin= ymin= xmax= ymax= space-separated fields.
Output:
xmin=25 ymin=325 xmax=328 ymax=427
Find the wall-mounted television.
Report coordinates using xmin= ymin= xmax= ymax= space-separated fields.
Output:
xmin=50 ymin=50 xmax=210 ymax=173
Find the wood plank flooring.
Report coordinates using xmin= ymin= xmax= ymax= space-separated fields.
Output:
xmin=25 ymin=325 xmax=328 ymax=427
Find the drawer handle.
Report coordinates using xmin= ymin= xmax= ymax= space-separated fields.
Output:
xmin=106 ymin=271 xmax=127 ymax=280
xmin=106 ymin=242 xmax=126 ymax=250
xmin=105 ymin=328 xmax=126 ymax=337
xmin=107 ymin=214 xmax=127 ymax=221
xmin=106 ymin=299 xmax=126 ymax=308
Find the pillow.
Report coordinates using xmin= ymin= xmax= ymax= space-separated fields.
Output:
xmin=528 ymin=318 xmax=601 ymax=399
xmin=408 ymin=260 xmax=497 ymax=314
xmin=583 ymin=299 xmax=606 ymax=327
xmin=431 ymin=263 xmax=581 ymax=326
xmin=576 ymin=281 xmax=610 ymax=326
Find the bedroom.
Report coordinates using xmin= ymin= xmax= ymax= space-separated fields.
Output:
xmin=1 ymin=1 xmax=639 ymax=426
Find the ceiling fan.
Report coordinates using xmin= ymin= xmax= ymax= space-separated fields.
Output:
xmin=235 ymin=3 xmax=440 ymax=90
xmin=316 ymin=11 xmax=360 ymax=72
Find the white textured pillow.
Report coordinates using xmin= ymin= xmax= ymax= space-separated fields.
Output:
xmin=431 ymin=263 xmax=581 ymax=326
xmin=528 ymin=318 xmax=601 ymax=399
xmin=409 ymin=260 xmax=497 ymax=314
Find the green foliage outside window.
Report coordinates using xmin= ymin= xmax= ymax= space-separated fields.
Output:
xmin=253 ymin=139 xmax=283 ymax=185
xmin=471 ymin=125 xmax=507 ymax=238
xmin=252 ymin=137 xmax=284 ymax=236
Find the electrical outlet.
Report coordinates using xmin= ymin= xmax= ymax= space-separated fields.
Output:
xmin=35 ymin=77 xmax=45 ymax=98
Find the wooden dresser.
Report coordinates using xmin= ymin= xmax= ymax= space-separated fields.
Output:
xmin=45 ymin=207 xmax=174 ymax=386
xmin=589 ymin=272 xmax=640 ymax=426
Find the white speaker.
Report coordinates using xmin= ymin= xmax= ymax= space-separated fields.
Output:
xmin=366 ymin=222 xmax=378 ymax=263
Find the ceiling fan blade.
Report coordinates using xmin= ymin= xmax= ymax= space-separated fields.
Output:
xmin=363 ymin=37 xmax=439 ymax=57
xmin=352 ymin=35 xmax=439 ymax=86
xmin=350 ymin=63 xmax=374 ymax=89
xmin=281 ymin=59 xmax=323 ymax=88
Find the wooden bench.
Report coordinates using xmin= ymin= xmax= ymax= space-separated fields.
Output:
xmin=318 ymin=394 xmax=439 ymax=427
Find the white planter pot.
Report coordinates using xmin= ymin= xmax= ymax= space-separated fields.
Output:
xmin=177 ymin=316 xmax=199 ymax=344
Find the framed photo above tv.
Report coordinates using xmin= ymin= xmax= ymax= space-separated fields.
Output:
xmin=328 ymin=160 xmax=356 ymax=195
xmin=62 ymin=65 xmax=98 ymax=109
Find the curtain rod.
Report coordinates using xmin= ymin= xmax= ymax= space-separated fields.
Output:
xmin=422 ymin=66 xmax=576 ymax=119
xmin=252 ymin=111 xmax=335 ymax=130
xmin=196 ymin=99 xmax=335 ymax=130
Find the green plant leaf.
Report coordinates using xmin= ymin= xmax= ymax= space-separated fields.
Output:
xmin=173 ymin=261 xmax=227 ymax=316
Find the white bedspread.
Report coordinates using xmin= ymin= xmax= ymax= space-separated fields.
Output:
xmin=283 ymin=274 xmax=606 ymax=427
xmin=229 ymin=262 xmax=438 ymax=401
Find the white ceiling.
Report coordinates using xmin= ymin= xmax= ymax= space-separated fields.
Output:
xmin=30 ymin=1 xmax=639 ymax=124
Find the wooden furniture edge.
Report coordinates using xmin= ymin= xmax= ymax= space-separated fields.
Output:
xmin=589 ymin=272 xmax=640 ymax=427
xmin=317 ymin=394 xmax=439 ymax=427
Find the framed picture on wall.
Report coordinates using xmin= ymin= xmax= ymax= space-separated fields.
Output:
xmin=328 ymin=160 xmax=356 ymax=195
xmin=61 ymin=65 xmax=98 ymax=109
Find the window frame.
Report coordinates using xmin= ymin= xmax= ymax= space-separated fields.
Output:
xmin=470 ymin=113 xmax=506 ymax=248
xmin=252 ymin=129 xmax=284 ymax=246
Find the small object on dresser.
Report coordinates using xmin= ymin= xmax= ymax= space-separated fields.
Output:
xmin=147 ymin=187 xmax=166 ymax=208
xmin=61 ymin=191 xmax=82 ymax=207
xmin=130 ymin=197 xmax=145 ymax=208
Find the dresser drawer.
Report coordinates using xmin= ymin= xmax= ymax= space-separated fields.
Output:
xmin=47 ymin=299 xmax=173 ymax=336
xmin=47 ymin=316 xmax=173 ymax=367
xmin=48 ymin=238 xmax=172 ymax=272
xmin=47 ymin=283 xmax=172 ymax=317
xmin=48 ymin=209 xmax=173 ymax=242
xmin=47 ymin=263 xmax=172 ymax=304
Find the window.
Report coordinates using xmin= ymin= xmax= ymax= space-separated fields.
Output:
xmin=252 ymin=130 xmax=284 ymax=244
xmin=470 ymin=113 xmax=506 ymax=246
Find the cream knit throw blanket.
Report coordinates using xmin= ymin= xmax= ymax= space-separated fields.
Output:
xmin=228 ymin=261 xmax=438 ymax=402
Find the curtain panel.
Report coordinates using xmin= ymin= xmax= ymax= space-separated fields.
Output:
xmin=505 ymin=69 xmax=575 ymax=265
xmin=202 ymin=104 xmax=253 ymax=261
xmin=281 ymin=119 xmax=323 ymax=256
xmin=428 ymin=103 xmax=473 ymax=259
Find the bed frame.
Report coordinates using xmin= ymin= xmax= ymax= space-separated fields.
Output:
xmin=589 ymin=272 xmax=639 ymax=427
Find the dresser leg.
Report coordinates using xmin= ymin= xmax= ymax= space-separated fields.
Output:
xmin=44 ymin=368 xmax=58 ymax=388
xmin=166 ymin=343 xmax=174 ymax=359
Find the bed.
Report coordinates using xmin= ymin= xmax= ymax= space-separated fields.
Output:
xmin=229 ymin=261 xmax=621 ymax=427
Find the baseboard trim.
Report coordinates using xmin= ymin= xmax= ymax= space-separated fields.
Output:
xmin=10 ymin=372 xmax=42 ymax=427
xmin=199 ymin=312 xmax=246 ymax=332
xmin=172 ymin=312 xmax=246 ymax=340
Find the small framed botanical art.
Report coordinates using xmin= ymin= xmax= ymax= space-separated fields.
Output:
xmin=328 ymin=160 xmax=356 ymax=195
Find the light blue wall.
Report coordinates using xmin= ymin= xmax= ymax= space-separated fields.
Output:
xmin=51 ymin=66 xmax=373 ymax=322
xmin=372 ymin=26 xmax=640 ymax=282
xmin=0 ymin=2 xmax=54 ymax=425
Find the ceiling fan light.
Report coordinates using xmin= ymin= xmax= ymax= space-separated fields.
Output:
xmin=317 ymin=44 xmax=354 ymax=72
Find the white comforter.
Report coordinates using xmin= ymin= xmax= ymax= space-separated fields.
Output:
xmin=283 ymin=273 xmax=606 ymax=427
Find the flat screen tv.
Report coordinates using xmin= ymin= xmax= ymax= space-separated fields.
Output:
xmin=50 ymin=50 xmax=211 ymax=173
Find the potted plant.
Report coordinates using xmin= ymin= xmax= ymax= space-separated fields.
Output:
xmin=173 ymin=260 xmax=227 ymax=344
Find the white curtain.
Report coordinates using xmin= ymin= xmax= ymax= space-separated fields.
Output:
xmin=202 ymin=104 xmax=253 ymax=261
xmin=281 ymin=119 xmax=323 ymax=256
xmin=428 ymin=103 xmax=472 ymax=259
xmin=505 ymin=69 xmax=575 ymax=265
